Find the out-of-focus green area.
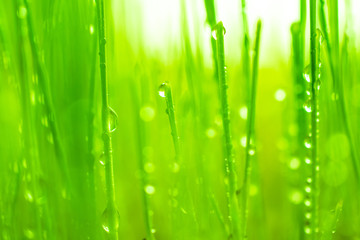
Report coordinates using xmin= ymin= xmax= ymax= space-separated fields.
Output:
xmin=1 ymin=0 xmax=360 ymax=239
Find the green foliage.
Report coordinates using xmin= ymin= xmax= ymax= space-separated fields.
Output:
xmin=1 ymin=0 xmax=360 ymax=239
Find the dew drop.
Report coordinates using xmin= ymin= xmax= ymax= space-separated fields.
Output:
xmin=316 ymin=28 xmax=324 ymax=43
xmin=315 ymin=79 xmax=321 ymax=92
xmin=211 ymin=29 xmax=217 ymax=40
xmin=140 ymin=106 xmax=155 ymax=122
xmin=211 ymin=23 xmax=226 ymax=40
xmin=304 ymin=200 xmax=311 ymax=207
xmin=305 ymin=186 xmax=311 ymax=193
xmin=305 ymin=213 xmax=311 ymax=219
xmin=304 ymin=227 xmax=311 ymax=234
xmin=303 ymin=65 xmax=311 ymax=83
xmin=305 ymin=158 xmax=311 ymax=164
xmin=101 ymin=207 xmax=120 ymax=234
xmin=89 ymin=24 xmax=94 ymax=35
xmin=274 ymin=89 xmax=286 ymax=101
xmin=304 ymin=138 xmax=312 ymax=149
xmin=307 ymin=177 xmax=312 ymax=183
xmin=17 ymin=6 xmax=27 ymax=19
xmin=303 ymin=100 xmax=312 ymax=113
xmin=158 ymin=83 xmax=167 ymax=98
xmin=145 ymin=185 xmax=155 ymax=195
xmin=240 ymin=136 xmax=247 ymax=147
xmin=248 ymin=147 xmax=255 ymax=156
xmin=108 ymin=107 xmax=118 ymax=133
xmin=151 ymin=229 xmax=156 ymax=234
xmin=239 ymin=106 xmax=248 ymax=120
xmin=99 ymin=159 xmax=105 ymax=166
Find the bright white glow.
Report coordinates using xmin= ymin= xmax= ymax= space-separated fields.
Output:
xmin=275 ymin=89 xmax=286 ymax=101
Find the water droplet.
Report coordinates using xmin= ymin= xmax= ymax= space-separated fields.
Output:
xmin=158 ymin=83 xmax=168 ymax=98
xmin=24 ymin=190 xmax=34 ymax=203
xmin=99 ymin=159 xmax=105 ymax=166
xmin=315 ymin=79 xmax=321 ymax=92
xmin=24 ymin=229 xmax=34 ymax=239
xmin=144 ymin=162 xmax=155 ymax=173
xmin=289 ymin=158 xmax=300 ymax=170
xmin=211 ymin=29 xmax=217 ymax=40
xmin=316 ymin=28 xmax=324 ymax=43
xmin=303 ymin=65 xmax=311 ymax=83
xmin=140 ymin=106 xmax=155 ymax=122
xmin=17 ymin=6 xmax=27 ymax=19
xmin=239 ymin=106 xmax=248 ymax=119
xmin=145 ymin=185 xmax=155 ymax=195
xmin=305 ymin=213 xmax=311 ymax=219
xmin=303 ymin=100 xmax=312 ymax=113
xmin=305 ymin=158 xmax=311 ymax=164
xmin=108 ymin=107 xmax=118 ymax=133
xmin=206 ymin=128 xmax=216 ymax=138
xmin=304 ymin=227 xmax=311 ymax=234
xmin=305 ymin=186 xmax=311 ymax=193
xmin=89 ymin=24 xmax=94 ymax=35
xmin=274 ymin=89 xmax=286 ymax=101
xmin=151 ymin=229 xmax=156 ymax=234
xmin=304 ymin=200 xmax=311 ymax=206
xmin=101 ymin=207 xmax=120 ymax=234
xmin=240 ymin=136 xmax=247 ymax=147
xmin=304 ymin=138 xmax=312 ymax=149
xmin=307 ymin=177 xmax=312 ymax=183
xmin=248 ymin=147 xmax=255 ymax=156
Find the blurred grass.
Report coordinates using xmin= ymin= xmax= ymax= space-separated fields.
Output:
xmin=1 ymin=0 xmax=360 ymax=239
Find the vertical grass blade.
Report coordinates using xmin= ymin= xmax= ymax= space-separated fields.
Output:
xmin=203 ymin=0 xmax=218 ymax=80
xmin=241 ymin=19 xmax=262 ymax=240
xmin=87 ymin=10 xmax=100 ymax=240
xmin=214 ymin=21 xmax=241 ymax=240
xmin=23 ymin=0 xmax=71 ymax=190
xmin=240 ymin=0 xmax=250 ymax=103
xmin=131 ymin=83 xmax=156 ymax=240
xmin=96 ymin=0 xmax=119 ymax=239
xmin=309 ymin=1 xmax=319 ymax=238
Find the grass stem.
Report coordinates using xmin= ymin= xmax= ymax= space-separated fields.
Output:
xmin=96 ymin=0 xmax=119 ymax=238
xmin=214 ymin=21 xmax=241 ymax=240
xmin=241 ymin=19 xmax=262 ymax=240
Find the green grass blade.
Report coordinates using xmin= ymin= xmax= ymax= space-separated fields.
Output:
xmin=241 ymin=19 xmax=262 ymax=240
xmin=23 ymin=0 xmax=72 ymax=191
xmin=96 ymin=0 xmax=119 ymax=238
xmin=214 ymin=21 xmax=241 ymax=240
